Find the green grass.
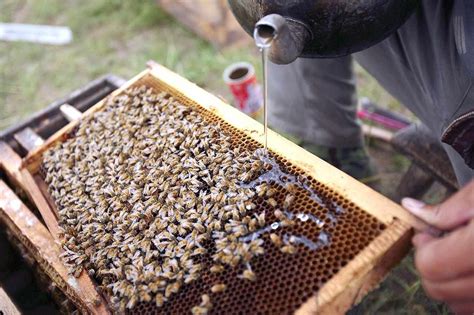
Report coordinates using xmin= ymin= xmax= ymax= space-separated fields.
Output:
xmin=0 ymin=1 xmax=449 ymax=314
xmin=0 ymin=0 xmax=259 ymax=130
xmin=353 ymin=253 xmax=451 ymax=315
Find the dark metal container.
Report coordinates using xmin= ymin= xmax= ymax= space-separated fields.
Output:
xmin=228 ymin=0 xmax=419 ymax=63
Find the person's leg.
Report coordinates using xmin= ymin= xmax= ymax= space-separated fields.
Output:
xmin=268 ymin=56 xmax=374 ymax=179
xmin=354 ymin=0 xmax=474 ymax=186
xmin=268 ymin=56 xmax=362 ymax=148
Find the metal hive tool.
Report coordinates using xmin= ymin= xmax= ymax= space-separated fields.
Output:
xmin=21 ymin=62 xmax=416 ymax=314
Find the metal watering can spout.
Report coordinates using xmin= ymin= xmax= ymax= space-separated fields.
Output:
xmin=229 ymin=0 xmax=419 ymax=59
xmin=253 ymin=14 xmax=311 ymax=64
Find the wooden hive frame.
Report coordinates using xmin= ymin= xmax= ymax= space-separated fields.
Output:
xmin=0 ymin=142 xmax=109 ymax=314
xmin=14 ymin=62 xmax=425 ymax=314
xmin=0 ymin=285 xmax=20 ymax=315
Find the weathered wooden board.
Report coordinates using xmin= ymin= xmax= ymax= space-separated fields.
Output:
xmin=0 ymin=142 xmax=109 ymax=314
xmin=0 ymin=286 xmax=21 ymax=315
xmin=157 ymin=0 xmax=251 ymax=49
xmin=0 ymin=179 xmax=109 ymax=314
xmin=1 ymin=141 xmax=60 ymax=235
xmin=13 ymin=127 xmax=45 ymax=152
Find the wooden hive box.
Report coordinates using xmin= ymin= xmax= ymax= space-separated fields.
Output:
xmin=16 ymin=62 xmax=421 ymax=314
xmin=156 ymin=0 xmax=251 ymax=49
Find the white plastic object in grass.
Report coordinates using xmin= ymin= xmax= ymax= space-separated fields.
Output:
xmin=0 ymin=23 xmax=73 ymax=45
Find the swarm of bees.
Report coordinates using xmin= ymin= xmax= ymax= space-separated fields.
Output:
xmin=43 ymin=86 xmax=300 ymax=313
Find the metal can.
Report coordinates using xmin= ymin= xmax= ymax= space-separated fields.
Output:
xmin=223 ymin=62 xmax=262 ymax=118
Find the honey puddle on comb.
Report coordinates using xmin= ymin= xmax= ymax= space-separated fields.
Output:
xmin=42 ymin=85 xmax=385 ymax=314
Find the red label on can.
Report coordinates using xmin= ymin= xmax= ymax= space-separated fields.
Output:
xmin=224 ymin=63 xmax=262 ymax=116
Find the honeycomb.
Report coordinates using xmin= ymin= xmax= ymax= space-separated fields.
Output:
xmin=43 ymin=74 xmax=385 ymax=314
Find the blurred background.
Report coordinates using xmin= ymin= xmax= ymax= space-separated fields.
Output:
xmin=0 ymin=0 xmax=406 ymax=131
xmin=0 ymin=1 xmax=451 ymax=314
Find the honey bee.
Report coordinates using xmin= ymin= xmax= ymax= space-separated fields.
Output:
xmin=210 ymin=264 xmax=224 ymax=273
xmin=283 ymin=194 xmax=295 ymax=209
xmin=192 ymin=247 xmax=207 ymax=256
xmin=178 ymin=225 xmax=187 ymax=236
xmin=281 ymin=219 xmax=295 ymax=227
xmin=139 ymin=291 xmax=152 ymax=303
xmin=231 ymin=208 xmax=240 ymax=220
xmin=211 ymin=283 xmax=227 ymax=293
xmin=256 ymin=181 xmax=271 ymax=195
xmin=191 ymin=306 xmax=209 ymax=315
xmin=267 ymin=198 xmax=278 ymax=207
xmin=239 ymin=171 xmax=253 ymax=182
xmin=269 ymin=233 xmax=282 ymax=247
xmin=230 ymin=255 xmax=241 ymax=267
xmin=193 ymin=222 xmax=206 ymax=233
xmin=266 ymin=187 xmax=277 ymax=197
xmin=281 ymin=244 xmax=296 ymax=254
xmin=195 ymin=233 xmax=207 ymax=245
xmin=241 ymin=269 xmax=256 ymax=282
xmin=148 ymin=282 xmax=159 ymax=294
xmin=165 ymin=281 xmax=181 ymax=298
xmin=155 ymin=293 xmax=166 ymax=307
xmin=126 ymin=295 xmax=137 ymax=309
xmin=237 ymin=202 xmax=246 ymax=214
xmin=168 ymin=258 xmax=179 ymax=270
xmin=250 ymin=240 xmax=265 ymax=255
xmin=246 ymin=218 xmax=257 ymax=232
xmin=244 ymin=190 xmax=255 ymax=198
xmin=212 ymin=220 xmax=222 ymax=230
xmin=256 ymin=212 xmax=265 ymax=226
xmin=201 ymin=294 xmax=211 ymax=307
xmin=184 ymin=272 xmax=200 ymax=284
xmin=274 ymin=209 xmax=286 ymax=220
xmin=224 ymin=223 xmax=232 ymax=232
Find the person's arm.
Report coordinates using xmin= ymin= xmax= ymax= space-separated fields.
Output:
xmin=402 ymin=181 xmax=474 ymax=315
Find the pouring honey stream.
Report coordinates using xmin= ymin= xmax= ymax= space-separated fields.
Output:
xmin=254 ymin=23 xmax=275 ymax=151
